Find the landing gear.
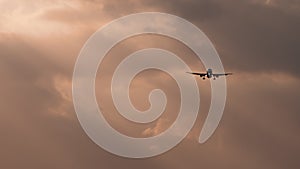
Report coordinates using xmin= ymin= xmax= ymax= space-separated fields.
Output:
xmin=202 ymin=77 xmax=206 ymax=80
xmin=213 ymin=77 xmax=216 ymax=80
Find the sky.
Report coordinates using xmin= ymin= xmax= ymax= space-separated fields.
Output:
xmin=1 ymin=0 xmax=300 ymax=168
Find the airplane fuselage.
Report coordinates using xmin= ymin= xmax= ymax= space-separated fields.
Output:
xmin=207 ymin=68 xmax=213 ymax=78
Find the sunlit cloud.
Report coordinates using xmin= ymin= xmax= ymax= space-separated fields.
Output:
xmin=0 ymin=0 xmax=80 ymax=35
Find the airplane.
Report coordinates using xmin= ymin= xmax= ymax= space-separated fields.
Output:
xmin=187 ymin=68 xmax=233 ymax=80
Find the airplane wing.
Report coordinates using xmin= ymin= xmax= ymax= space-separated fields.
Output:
xmin=186 ymin=72 xmax=207 ymax=77
xmin=213 ymin=73 xmax=233 ymax=77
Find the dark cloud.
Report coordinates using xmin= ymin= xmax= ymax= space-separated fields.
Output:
xmin=206 ymin=1 xmax=300 ymax=76
xmin=136 ymin=0 xmax=300 ymax=76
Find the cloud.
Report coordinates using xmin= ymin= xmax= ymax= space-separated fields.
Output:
xmin=0 ymin=0 xmax=300 ymax=168
xmin=142 ymin=118 xmax=170 ymax=136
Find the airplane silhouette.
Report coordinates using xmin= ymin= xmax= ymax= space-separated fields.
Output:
xmin=187 ymin=68 xmax=233 ymax=80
